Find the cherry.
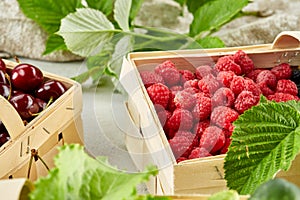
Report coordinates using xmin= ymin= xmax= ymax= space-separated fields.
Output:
xmin=0 ymin=83 xmax=10 ymax=99
xmin=0 ymin=59 xmax=6 ymax=72
xmin=0 ymin=131 xmax=10 ymax=147
xmin=35 ymin=98 xmax=47 ymax=112
xmin=9 ymin=93 xmax=39 ymax=120
xmin=11 ymin=63 xmax=43 ymax=92
xmin=35 ymin=80 xmax=67 ymax=102
xmin=0 ymin=70 xmax=7 ymax=84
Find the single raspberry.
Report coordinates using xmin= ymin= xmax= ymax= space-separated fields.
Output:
xmin=267 ymin=92 xmax=299 ymax=102
xmin=157 ymin=109 xmax=171 ymax=131
xmin=234 ymin=91 xmax=260 ymax=114
xmin=276 ymin=79 xmax=298 ymax=96
xmin=194 ymin=91 xmax=210 ymax=99
xmin=212 ymin=87 xmax=235 ymax=107
xmin=192 ymin=96 xmax=212 ymax=121
xmin=176 ymin=130 xmax=199 ymax=148
xmin=176 ymin=157 xmax=188 ymax=163
xmin=193 ymin=119 xmax=210 ymax=138
xmin=244 ymin=78 xmax=261 ymax=97
xmin=170 ymin=85 xmax=183 ymax=92
xmin=188 ymin=147 xmax=212 ymax=159
xmin=174 ymin=90 xmax=197 ymax=110
xmin=233 ymin=50 xmax=255 ymax=75
xmin=167 ymin=91 xmax=177 ymax=112
xmin=154 ymin=60 xmax=176 ymax=73
xmin=146 ymin=83 xmax=170 ymax=108
xmin=199 ymin=126 xmax=226 ymax=154
xmin=230 ymin=76 xmax=245 ymax=96
xmin=169 ymin=136 xmax=193 ymax=158
xmin=184 ymin=87 xmax=199 ymax=94
xmin=180 ymin=69 xmax=195 ymax=83
xmin=198 ymin=74 xmax=220 ymax=96
xmin=215 ymin=55 xmax=242 ymax=75
xmin=217 ymin=71 xmax=235 ymax=88
xmin=166 ymin=108 xmax=193 ymax=131
xmin=220 ymin=138 xmax=232 ymax=154
xmin=256 ymin=70 xmax=277 ymax=90
xmin=246 ymin=69 xmax=264 ymax=82
xmin=211 ymin=106 xmax=239 ymax=130
xmin=158 ymin=67 xmax=181 ymax=86
xmin=271 ymin=63 xmax=292 ymax=80
xmin=140 ymin=71 xmax=165 ymax=88
xmin=184 ymin=79 xmax=199 ymax=89
xmin=195 ymin=65 xmax=214 ymax=79
xmin=258 ymin=82 xmax=275 ymax=96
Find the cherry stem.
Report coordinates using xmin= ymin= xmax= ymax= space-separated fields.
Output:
xmin=5 ymin=73 xmax=12 ymax=100
xmin=30 ymin=96 xmax=54 ymax=117
xmin=14 ymin=56 xmax=20 ymax=64
xmin=27 ymin=149 xmax=50 ymax=179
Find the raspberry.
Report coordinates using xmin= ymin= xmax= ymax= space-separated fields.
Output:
xmin=158 ymin=67 xmax=181 ymax=87
xmin=195 ymin=65 xmax=214 ymax=79
xmin=184 ymin=87 xmax=199 ymax=94
xmin=198 ymin=74 xmax=220 ymax=96
xmin=154 ymin=60 xmax=176 ymax=73
xmin=212 ymin=87 xmax=235 ymax=107
xmin=184 ymin=79 xmax=199 ymax=89
xmin=220 ymin=138 xmax=232 ymax=154
xmin=176 ymin=130 xmax=199 ymax=148
xmin=256 ymin=70 xmax=277 ymax=90
xmin=157 ymin=109 xmax=171 ymax=131
xmin=170 ymin=85 xmax=183 ymax=92
xmin=147 ymin=83 xmax=170 ymax=108
xmin=267 ymin=92 xmax=299 ymax=102
xmin=215 ymin=56 xmax=242 ymax=75
xmin=217 ymin=71 xmax=235 ymax=88
xmin=188 ymin=147 xmax=212 ymax=159
xmin=169 ymin=136 xmax=193 ymax=158
xmin=258 ymin=82 xmax=275 ymax=96
xmin=276 ymin=79 xmax=298 ymax=96
xmin=166 ymin=108 xmax=193 ymax=131
xmin=140 ymin=71 xmax=165 ymax=88
xmin=180 ymin=69 xmax=195 ymax=83
xmin=230 ymin=76 xmax=245 ymax=96
xmin=246 ymin=69 xmax=263 ymax=82
xmin=244 ymin=78 xmax=261 ymax=97
xmin=234 ymin=91 xmax=260 ymax=114
xmin=271 ymin=63 xmax=292 ymax=80
xmin=174 ymin=90 xmax=197 ymax=110
xmin=167 ymin=91 xmax=177 ymax=112
xmin=211 ymin=106 xmax=239 ymax=130
xmin=199 ymin=126 xmax=226 ymax=154
xmin=193 ymin=119 xmax=210 ymax=138
xmin=192 ymin=96 xmax=212 ymax=121
xmin=233 ymin=50 xmax=255 ymax=75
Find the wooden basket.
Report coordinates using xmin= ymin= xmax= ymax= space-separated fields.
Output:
xmin=0 ymin=60 xmax=84 ymax=181
xmin=120 ymin=31 xmax=300 ymax=195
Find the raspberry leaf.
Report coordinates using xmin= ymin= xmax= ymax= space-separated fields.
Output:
xmin=85 ymin=0 xmax=114 ymax=16
xmin=224 ymin=100 xmax=300 ymax=195
xmin=114 ymin=0 xmax=132 ymax=31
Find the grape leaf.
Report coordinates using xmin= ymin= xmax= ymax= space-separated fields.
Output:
xmin=43 ymin=34 xmax=68 ymax=55
xmin=189 ymin=0 xmax=248 ymax=37
xmin=114 ymin=0 xmax=132 ymax=31
xmin=85 ymin=0 xmax=115 ymax=16
xmin=57 ymin=8 xmax=115 ymax=57
xmin=29 ymin=144 xmax=158 ymax=200
xmin=224 ymin=100 xmax=300 ymax=195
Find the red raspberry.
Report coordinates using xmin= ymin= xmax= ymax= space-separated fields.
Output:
xmin=158 ymin=67 xmax=181 ymax=87
xmin=184 ymin=87 xmax=199 ymax=94
xmin=212 ymin=87 xmax=235 ymax=107
xmin=230 ymin=76 xmax=245 ymax=96
xmin=147 ymin=83 xmax=170 ymax=108
xmin=234 ymin=91 xmax=260 ymax=114
xmin=244 ymin=78 xmax=261 ymax=97
xmin=276 ymin=79 xmax=298 ymax=96
xmin=176 ymin=131 xmax=199 ymax=148
xmin=167 ymin=91 xmax=177 ymax=112
xmin=215 ymin=56 xmax=242 ymax=75
xmin=246 ymin=69 xmax=264 ymax=82
xmin=140 ymin=71 xmax=165 ymax=87
xmin=180 ymin=69 xmax=195 ymax=83
xmin=188 ymin=147 xmax=212 ymax=159
xmin=220 ymin=138 xmax=232 ymax=154
xmin=258 ymin=82 xmax=275 ymax=96
xmin=271 ymin=63 xmax=292 ymax=80
xmin=198 ymin=74 xmax=220 ymax=96
xmin=195 ymin=65 xmax=214 ymax=79
xmin=184 ymin=79 xmax=199 ymax=89
xmin=199 ymin=126 xmax=226 ymax=154
xmin=211 ymin=106 xmax=239 ymax=130
xmin=233 ymin=50 xmax=254 ymax=75
xmin=176 ymin=157 xmax=187 ymax=163
xmin=169 ymin=136 xmax=193 ymax=158
xmin=193 ymin=119 xmax=210 ymax=138
xmin=217 ymin=71 xmax=235 ymax=88
xmin=157 ymin=109 xmax=171 ymax=131
xmin=267 ymin=92 xmax=299 ymax=102
xmin=166 ymin=108 xmax=193 ymax=131
xmin=174 ymin=90 xmax=197 ymax=110
xmin=170 ymin=85 xmax=183 ymax=92
xmin=155 ymin=60 xmax=176 ymax=73
xmin=192 ymin=96 xmax=212 ymax=121
xmin=256 ymin=70 xmax=277 ymax=90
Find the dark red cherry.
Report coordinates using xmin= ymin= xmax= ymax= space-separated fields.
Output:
xmin=35 ymin=80 xmax=67 ymax=102
xmin=11 ymin=63 xmax=43 ymax=92
xmin=0 ymin=70 xmax=7 ymax=84
xmin=0 ymin=59 xmax=6 ymax=72
xmin=35 ymin=98 xmax=47 ymax=112
xmin=0 ymin=83 xmax=10 ymax=99
xmin=9 ymin=93 xmax=39 ymax=120
xmin=0 ymin=131 xmax=10 ymax=147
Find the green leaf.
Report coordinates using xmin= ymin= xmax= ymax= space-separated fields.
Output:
xmin=29 ymin=144 xmax=158 ymax=200
xmin=43 ymin=34 xmax=68 ymax=55
xmin=173 ymin=0 xmax=187 ymax=7
xmin=57 ymin=8 xmax=115 ymax=56
xmin=17 ymin=0 xmax=82 ymax=34
xmin=189 ymin=0 xmax=248 ymax=37
xmin=224 ymin=100 xmax=300 ymax=195
xmin=114 ymin=0 xmax=132 ymax=31
xmin=186 ymin=0 xmax=208 ymax=14
xmin=208 ymin=190 xmax=240 ymax=200
xmin=196 ymin=36 xmax=225 ymax=48
xmin=129 ymin=0 xmax=144 ymax=24
xmin=85 ymin=0 xmax=114 ymax=16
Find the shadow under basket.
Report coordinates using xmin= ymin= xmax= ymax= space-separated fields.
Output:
xmin=0 ymin=60 xmax=84 ymax=181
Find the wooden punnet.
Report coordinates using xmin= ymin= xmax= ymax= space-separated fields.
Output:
xmin=120 ymin=31 xmax=300 ymax=195
xmin=0 ymin=60 xmax=84 ymax=181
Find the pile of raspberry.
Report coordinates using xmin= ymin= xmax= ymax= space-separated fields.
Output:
xmin=140 ymin=50 xmax=300 ymax=163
